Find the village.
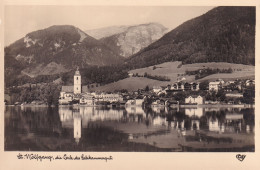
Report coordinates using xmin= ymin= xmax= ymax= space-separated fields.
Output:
xmin=58 ymin=68 xmax=255 ymax=108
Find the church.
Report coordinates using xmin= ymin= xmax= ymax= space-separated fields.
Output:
xmin=59 ymin=68 xmax=123 ymax=105
xmin=59 ymin=68 xmax=89 ymax=105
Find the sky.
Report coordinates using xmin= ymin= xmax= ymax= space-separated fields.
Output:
xmin=4 ymin=6 xmax=215 ymax=46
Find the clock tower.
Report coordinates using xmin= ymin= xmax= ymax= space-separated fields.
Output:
xmin=74 ymin=67 xmax=81 ymax=94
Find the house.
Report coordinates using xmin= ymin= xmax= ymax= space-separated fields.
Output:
xmin=209 ymin=81 xmax=222 ymax=91
xmin=191 ymin=82 xmax=200 ymax=91
xmin=153 ymin=86 xmax=162 ymax=94
xmin=151 ymin=99 xmax=165 ymax=106
xmin=171 ymin=83 xmax=178 ymax=90
xmin=185 ymin=95 xmax=204 ymax=104
xmin=125 ymin=98 xmax=144 ymax=106
xmin=184 ymin=82 xmax=191 ymax=91
xmin=169 ymin=82 xmax=184 ymax=91
xmin=246 ymin=79 xmax=255 ymax=87
xmin=59 ymin=92 xmax=73 ymax=105
xmin=169 ymin=82 xmax=199 ymax=91
xmin=128 ymin=72 xmax=134 ymax=77
xmin=177 ymin=82 xmax=185 ymax=91
xmin=94 ymin=93 xmax=123 ymax=103
xmin=80 ymin=94 xmax=94 ymax=105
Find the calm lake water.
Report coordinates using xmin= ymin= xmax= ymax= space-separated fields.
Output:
xmin=5 ymin=105 xmax=254 ymax=152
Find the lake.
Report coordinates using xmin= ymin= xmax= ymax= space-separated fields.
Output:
xmin=4 ymin=105 xmax=254 ymax=152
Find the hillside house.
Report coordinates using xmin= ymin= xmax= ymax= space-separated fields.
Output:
xmin=170 ymin=82 xmax=199 ymax=91
xmin=153 ymin=86 xmax=162 ymax=93
xmin=191 ymin=82 xmax=200 ymax=91
xmin=246 ymin=79 xmax=255 ymax=87
xmin=209 ymin=81 xmax=222 ymax=91
xmin=128 ymin=73 xmax=134 ymax=77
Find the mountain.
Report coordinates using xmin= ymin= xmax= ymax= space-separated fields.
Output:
xmin=99 ymin=23 xmax=168 ymax=58
xmin=5 ymin=25 xmax=123 ymax=80
xmin=126 ymin=7 xmax=255 ymax=68
xmin=85 ymin=25 xmax=129 ymax=39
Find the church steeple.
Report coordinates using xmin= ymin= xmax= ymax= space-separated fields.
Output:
xmin=74 ymin=67 xmax=81 ymax=94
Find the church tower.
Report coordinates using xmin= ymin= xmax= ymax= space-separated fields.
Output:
xmin=74 ymin=67 xmax=81 ymax=94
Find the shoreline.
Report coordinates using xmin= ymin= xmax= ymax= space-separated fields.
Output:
xmin=5 ymin=103 xmax=255 ymax=109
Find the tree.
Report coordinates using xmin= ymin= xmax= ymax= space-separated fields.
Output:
xmin=145 ymin=85 xmax=150 ymax=92
xmin=199 ymin=81 xmax=209 ymax=91
xmin=173 ymin=92 xmax=187 ymax=102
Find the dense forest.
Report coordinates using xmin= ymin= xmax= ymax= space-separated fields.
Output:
xmin=61 ymin=65 xmax=129 ymax=85
xmin=127 ymin=7 xmax=255 ymax=69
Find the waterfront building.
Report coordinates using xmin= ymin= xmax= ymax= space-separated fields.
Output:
xmin=59 ymin=68 xmax=123 ymax=105
xmin=94 ymin=93 xmax=123 ymax=103
xmin=185 ymin=95 xmax=204 ymax=104
xmin=125 ymin=98 xmax=144 ymax=106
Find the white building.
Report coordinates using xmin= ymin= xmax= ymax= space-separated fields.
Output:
xmin=153 ymin=86 xmax=162 ymax=94
xmin=80 ymin=94 xmax=94 ymax=105
xmin=246 ymin=79 xmax=255 ymax=86
xmin=225 ymin=93 xmax=243 ymax=98
xmin=185 ymin=95 xmax=204 ymax=104
xmin=209 ymin=81 xmax=222 ymax=91
xmin=94 ymin=93 xmax=123 ymax=103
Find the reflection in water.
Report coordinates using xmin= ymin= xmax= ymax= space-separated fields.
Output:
xmin=185 ymin=108 xmax=203 ymax=118
xmin=5 ymin=105 xmax=255 ymax=151
xmin=59 ymin=106 xmax=125 ymax=144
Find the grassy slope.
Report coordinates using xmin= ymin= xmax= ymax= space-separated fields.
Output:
xmin=93 ymin=61 xmax=254 ymax=92
xmin=91 ymin=77 xmax=169 ymax=92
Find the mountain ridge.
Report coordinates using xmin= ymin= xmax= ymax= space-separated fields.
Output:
xmin=4 ymin=25 xmax=124 ymax=86
xmin=126 ymin=6 xmax=255 ymax=68
xmin=100 ymin=22 xmax=168 ymax=58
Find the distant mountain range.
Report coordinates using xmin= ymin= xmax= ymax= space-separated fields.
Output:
xmin=85 ymin=25 xmax=129 ymax=39
xmin=86 ymin=23 xmax=168 ymax=58
xmin=4 ymin=6 xmax=256 ymax=88
xmin=100 ymin=23 xmax=168 ymax=58
xmin=126 ymin=7 xmax=255 ymax=68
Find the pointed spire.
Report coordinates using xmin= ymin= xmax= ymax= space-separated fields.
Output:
xmin=75 ymin=66 xmax=80 ymax=76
